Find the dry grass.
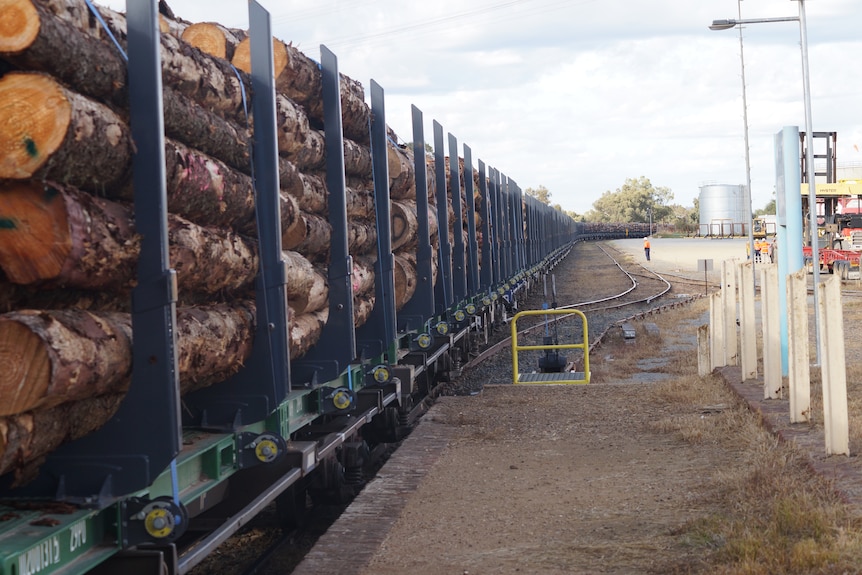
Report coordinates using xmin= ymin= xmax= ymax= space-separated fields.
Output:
xmin=611 ymin=292 xmax=862 ymax=574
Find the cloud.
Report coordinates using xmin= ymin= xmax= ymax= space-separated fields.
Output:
xmin=100 ymin=0 xmax=862 ymax=214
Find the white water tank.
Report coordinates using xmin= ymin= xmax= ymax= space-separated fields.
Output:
xmin=699 ymin=183 xmax=747 ymax=236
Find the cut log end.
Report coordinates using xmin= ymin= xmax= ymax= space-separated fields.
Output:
xmin=0 ymin=181 xmax=71 ymax=284
xmin=181 ymin=22 xmax=227 ymax=60
xmin=0 ymin=73 xmax=72 ymax=179
xmin=231 ymin=37 xmax=288 ymax=79
xmin=0 ymin=0 xmax=39 ymax=53
xmin=0 ymin=317 xmax=50 ymax=417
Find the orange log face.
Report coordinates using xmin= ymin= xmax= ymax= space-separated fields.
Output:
xmin=0 ymin=73 xmax=89 ymax=182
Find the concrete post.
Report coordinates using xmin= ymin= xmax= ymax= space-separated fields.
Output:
xmin=787 ymin=269 xmax=810 ymax=423
xmin=817 ymin=275 xmax=849 ymax=455
xmin=737 ymin=261 xmax=757 ymax=381
xmin=709 ymin=292 xmax=725 ymax=369
xmin=697 ymin=324 xmax=711 ymax=377
xmin=760 ymin=264 xmax=781 ymax=399
xmin=721 ymin=260 xmax=738 ymax=366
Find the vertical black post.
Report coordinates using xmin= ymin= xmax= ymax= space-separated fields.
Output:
xmin=183 ymin=1 xmax=290 ymax=428
xmin=356 ymin=80 xmax=396 ymax=360
xmin=107 ymin=0 xmax=181 ymax=495
xmin=433 ymin=121 xmax=453 ymax=314
xmin=491 ymin=168 xmax=503 ymax=284
xmin=463 ymin=144 xmax=479 ymax=295
xmin=478 ymin=159 xmax=493 ymax=290
xmin=292 ymin=45 xmax=356 ymax=384
xmin=398 ymin=106 xmax=435 ymax=330
xmin=524 ymin=196 xmax=533 ymax=267
xmin=448 ymin=133 xmax=467 ymax=301
xmin=6 ymin=0 xmax=182 ymax=501
xmin=514 ymin=182 xmax=523 ymax=272
xmin=501 ymin=174 xmax=511 ymax=280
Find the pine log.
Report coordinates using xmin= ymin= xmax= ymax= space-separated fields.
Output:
xmin=180 ymin=21 xmax=245 ymax=62
xmin=0 ymin=393 xmax=124 ymax=485
xmin=351 ymin=256 xmax=375 ymax=297
xmin=393 ymin=253 xmax=417 ymax=311
xmin=0 ymin=0 xmax=252 ymax=173
xmin=344 ymin=137 xmax=372 ymax=179
xmin=0 ymin=280 xmax=130 ymax=313
xmin=0 ymin=181 xmax=329 ymax=314
xmin=346 ymin=184 xmax=374 ymax=221
xmin=348 ymin=219 xmax=377 ymax=257
xmin=0 ymin=303 xmax=263 ymax=416
xmin=289 ymin=308 xmax=327 ymax=361
xmin=0 ymin=181 xmax=259 ymax=294
xmin=353 ymin=295 xmax=374 ymax=328
xmin=0 ymin=72 xmax=132 ymax=190
xmin=0 ymin=1 xmax=361 ymax=175
xmin=391 ymin=199 xmax=419 ymax=252
xmin=283 ymin=250 xmax=328 ymax=316
xmin=388 ymin=142 xmax=416 ymax=200
xmin=283 ymin=209 xmax=378 ymax=261
xmin=232 ymin=37 xmax=370 ymax=144
xmin=0 ymin=309 xmax=132 ymax=417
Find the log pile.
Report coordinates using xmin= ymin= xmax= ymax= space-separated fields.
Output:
xmin=0 ymin=0 xmax=475 ymax=482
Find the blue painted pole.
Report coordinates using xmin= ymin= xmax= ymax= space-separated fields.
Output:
xmin=775 ymin=126 xmax=803 ymax=377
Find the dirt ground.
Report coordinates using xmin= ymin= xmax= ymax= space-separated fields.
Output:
xmin=358 ymin=299 xmax=726 ymax=575
xmin=294 ymin=239 xmax=862 ymax=575
xmin=363 ymin=384 xmax=732 ymax=575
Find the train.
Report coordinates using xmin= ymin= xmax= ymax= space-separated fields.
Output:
xmin=0 ymin=3 xmax=648 ymax=575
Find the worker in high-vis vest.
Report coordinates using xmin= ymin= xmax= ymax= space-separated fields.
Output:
xmin=643 ymin=237 xmax=651 ymax=261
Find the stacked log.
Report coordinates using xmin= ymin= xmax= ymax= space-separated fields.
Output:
xmin=0 ymin=0 xmax=456 ymax=480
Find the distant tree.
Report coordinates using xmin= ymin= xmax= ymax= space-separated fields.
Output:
xmin=525 ymin=185 xmax=552 ymax=205
xmin=584 ymin=177 xmax=673 ymax=223
xmin=667 ymin=203 xmax=698 ymax=235
xmin=755 ymin=198 xmax=776 ymax=216
xmin=404 ymin=141 xmax=433 ymax=153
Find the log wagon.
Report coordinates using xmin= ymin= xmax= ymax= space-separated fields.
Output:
xmin=0 ymin=2 xmax=641 ymax=574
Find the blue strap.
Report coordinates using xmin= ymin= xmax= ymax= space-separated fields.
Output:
xmin=83 ymin=0 xmax=128 ymax=62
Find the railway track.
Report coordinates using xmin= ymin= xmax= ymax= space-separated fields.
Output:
xmin=192 ymin=240 xmax=697 ymax=575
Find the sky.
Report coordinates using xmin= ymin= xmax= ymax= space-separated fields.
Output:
xmin=103 ymin=0 xmax=862 ymax=215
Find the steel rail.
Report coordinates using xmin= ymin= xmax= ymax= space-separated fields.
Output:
xmin=463 ymin=244 xmax=672 ymax=371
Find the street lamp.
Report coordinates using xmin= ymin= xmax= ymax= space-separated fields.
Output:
xmin=709 ymin=0 xmax=820 ymax=364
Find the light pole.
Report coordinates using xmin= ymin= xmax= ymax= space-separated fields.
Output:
xmin=709 ymin=0 xmax=820 ymax=364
